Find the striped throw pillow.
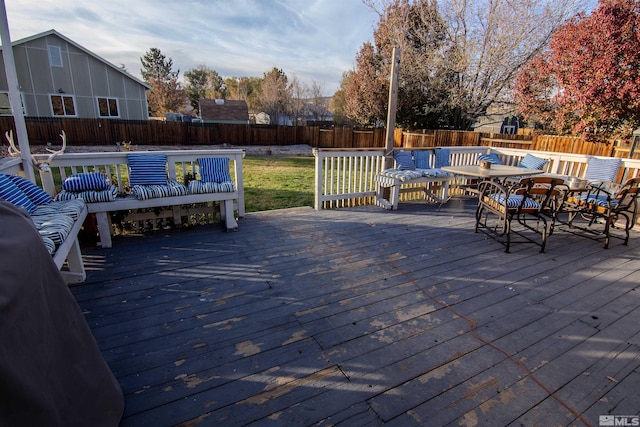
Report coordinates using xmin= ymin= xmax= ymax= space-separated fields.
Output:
xmin=477 ymin=153 xmax=503 ymax=165
xmin=62 ymin=172 xmax=110 ymax=192
xmin=127 ymin=153 xmax=168 ymax=186
xmin=198 ymin=157 xmax=232 ymax=183
xmin=188 ymin=180 xmax=235 ymax=194
xmin=518 ymin=154 xmax=547 ymax=170
xmin=584 ymin=157 xmax=621 ymax=183
xmin=131 ymin=180 xmax=188 ymax=200
xmin=0 ymin=174 xmax=37 ymax=213
xmin=6 ymin=174 xmax=54 ymax=206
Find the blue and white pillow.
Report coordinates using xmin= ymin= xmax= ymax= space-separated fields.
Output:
xmin=188 ymin=180 xmax=235 ymax=194
xmin=0 ymin=174 xmax=37 ymax=213
xmin=5 ymin=174 xmax=54 ymax=206
xmin=477 ymin=152 xmax=503 ymax=165
xmin=198 ymin=157 xmax=232 ymax=183
xmin=584 ymin=157 xmax=621 ymax=183
xmin=412 ymin=150 xmax=432 ymax=169
xmin=127 ymin=153 xmax=168 ymax=186
xmin=434 ymin=148 xmax=451 ymax=168
xmin=131 ymin=180 xmax=188 ymax=200
xmin=519 ymin=154 xmax=548 ymax=170
xmin=393 ymin=151 xmax=415 ymax=170
xmin=62 ymin=172 xmax=110 ymax=192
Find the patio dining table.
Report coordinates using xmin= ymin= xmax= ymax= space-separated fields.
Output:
xmin=441 ymin=164 xmax=544 ymax=179
xmin=441 ymin=164 xmax=544 ymax=197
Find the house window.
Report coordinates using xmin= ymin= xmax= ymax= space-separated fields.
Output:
xmin=50 ymin=95 xmax=76 ymax=116
xmin=98 ymin=97 xmax=119 ymax=117
xmin=0 ymin=92 xmax=26 ymax=115
xmin=0 ymin=93 xmax=11 ymax=115
xmin=48 ymin=46 xmax=63 ymax=67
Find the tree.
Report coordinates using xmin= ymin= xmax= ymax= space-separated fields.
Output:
xmin=257 ymin=67 xmax=290 ymax=125
xmin=184 ymin=66 xmax=227 ymax=115
xmin=344 ymin=0 xmax=585 ymax=129
xmin=140 ymin=48 xmax=184 ymax=117
xmin=224 ymin=76 xmax=262 ymax=111
xmin=515 ymin=0 xmax=640 ymax=141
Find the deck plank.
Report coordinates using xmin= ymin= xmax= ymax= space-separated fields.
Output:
xmin=71 ymin=201 xmax=640 ymax=426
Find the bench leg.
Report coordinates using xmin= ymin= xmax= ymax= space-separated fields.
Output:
xmin=60 ymin=238 xmax=86 ymax=284
xmin=390 ymin=185 xmax=400 ymax=210
xmin=221 ymin=200 xmax=238 ymax=231
xmin=95 ymin=212 xmax=113 ymax=249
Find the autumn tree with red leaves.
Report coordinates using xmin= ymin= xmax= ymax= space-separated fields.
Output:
xmin=340 ymin=0 xmax=582 ymax=130
xmin=515 ymin=0 xmax=640 ymax=141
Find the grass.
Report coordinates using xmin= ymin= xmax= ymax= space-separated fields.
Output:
xmin=243 ymin=156 xmax=315 ymax=212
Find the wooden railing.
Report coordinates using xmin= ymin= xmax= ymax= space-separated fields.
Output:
xmin=314 ymin=146 xmax=640 ymax=210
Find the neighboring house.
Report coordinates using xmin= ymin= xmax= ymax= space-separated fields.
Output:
xmin=199 ymin=99 xmax=249 ymax=124
xmin=0 ymin=29 xmax=150 ymax=120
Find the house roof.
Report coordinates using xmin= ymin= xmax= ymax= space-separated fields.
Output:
xmin=199 ymin=99 xmax=249 ymax=123
xmin=1 ymin=29 xmax=151 ymax=90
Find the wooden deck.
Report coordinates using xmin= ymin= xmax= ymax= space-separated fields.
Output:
xmin=72 ymin=198 xmax=640 ymax=427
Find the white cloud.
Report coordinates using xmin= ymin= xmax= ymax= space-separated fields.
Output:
xmin=5 ymin=0 xmax=377 ymax=94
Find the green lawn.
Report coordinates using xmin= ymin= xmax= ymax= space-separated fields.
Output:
xmin=242 ymin=156 xmax=315 ymax=212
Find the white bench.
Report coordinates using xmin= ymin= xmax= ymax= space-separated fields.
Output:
xmin=1 ymin=158 xmax=87 ymax=284
xmin=36 ymin=149 xmax=245 ymax=249
xmin=375 ymin=149 xmax=453 ymax=210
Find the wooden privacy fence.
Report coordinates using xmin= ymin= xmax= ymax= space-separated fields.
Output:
xmin=0 ymin=116 xmax=636 ymax=158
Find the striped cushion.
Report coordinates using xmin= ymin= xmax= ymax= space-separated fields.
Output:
xmin=62 ymin=172 xmax=110 ymax=192
xmin=418 ymin=168 xmax=452 ymax=178
xmin=393 ymin=151 xmax=415 ymax=170
xmin=0 ymin=174 xmax=36 ymax=213
xmin=188 ymin=180 xmax=235 ymax=194
xmin=132 ymin=180 xmax=188 ymax=200
xmin=198 ymin=157 xmax=232 ymax=183
xmin=40 ymin=236 xmax=57 ymax=255
xmin=412 ymin=150 xmax=432 ymax=169
xmin=491 ymin=194 xmax=540 ymax=209
xmin=127 ymin=153 xmax=168 ymax=186
xmin=55 ymin=186 xmax=118 ymax=203
xmin=31 ymin=213 xmax=75 ymax=245
xmin=5 ymin=174 xmax=53 ymax=205
xmin=579 ymin=193 xmax=620 ymax=208
xmin=32 ymin=199 xmax=86 ymax=221
xmin=477 ymin=153 xmax=502 ymax=165
xmin=434 ymin=148 xmax=450 ymax=168
xmin=584 ymin=157 xmax=621 ymax=183
xmin=518 ymin=154 xmax=547 ymax=170
xmin=379 ymin=169 xmax=423 ymax=182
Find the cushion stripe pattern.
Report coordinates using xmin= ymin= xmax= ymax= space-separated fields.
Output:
xmin=198 ymin=157 xmax=232 ymax=183
xmin=62 ymin=172 xmax=110 ymax=192
xmin=411 ymin=150 xmax=432 ymax=169
xmin=32 ymin=199 xmax=87 ymax=221
xmin=0 ymin=174 xmax=37 ymax=213
xmin=5 ymin=174 xmax=53 ymax=205
xmin=518 ymin=154 xmax=548 ymax=170
xmin=584 ymin=157 xmax=621 ymax=183
xmin=490 ymin=194 xmax=540 ymax=209
xmin=188 ymin=180 xmax=235 ymax=194
xmin=40 ymin=236 xmax=57 ymax=255
xmin=393 ymin=151 xmax=416 ymax=170
xmin=434 ymin=148 xmax=451 ymax=168
xmin=379 ymin=169 xmax=423 ymax=182
xmin=418 ymin=168 xmax=452 ymax=178
xmin=55 ymin=186 xmax=118 ymax=203
xmin=132 ymin=180 xmax=188 ymax=200
xmin=477 ymin=153 xmax=503 ymax=165
xmin=127 ymin=153 xmax=168 ymax=186
xmin=31 ymin=214 xmax=75 ymax=245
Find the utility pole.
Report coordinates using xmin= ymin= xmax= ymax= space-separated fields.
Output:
xmin=384 ymin=47 xmax=400 ymax=170
xmin=0 ymin=0 xmax=35 ymax=181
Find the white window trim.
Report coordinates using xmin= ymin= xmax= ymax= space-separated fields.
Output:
xmin=0 ymin=91 xmax=26 ymax=115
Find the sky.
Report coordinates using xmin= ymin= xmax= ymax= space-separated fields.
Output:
xmin=5 ymin=0 xmax=380 ymax=96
